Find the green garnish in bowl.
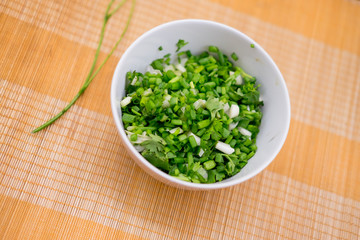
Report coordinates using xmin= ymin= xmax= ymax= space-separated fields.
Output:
xmin=120 ymin=42 xmax=263 ymax=183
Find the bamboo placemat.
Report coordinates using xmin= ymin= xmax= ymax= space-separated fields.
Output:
xmin=1 ymin=0 xmax=360 ymax=239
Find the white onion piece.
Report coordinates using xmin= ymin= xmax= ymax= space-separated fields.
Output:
xmin=164 ymin=65 xmax=175 ymax=72
xmin=169 ymin=127 xmax=184 ymax=134
xmin=175 ymin=64 xmax=186 ymax=73
xmin=235 ymin=75 xmax=243 ymax=85
xmin=162 ymin=93 xmax=171 ymax=107
xmin=142 ymin=88 xmax=152 ymax=96
xmin=238 ymin=127 xmax=252 ymax=137
xmin=193 ymin=99 xmax=206 ymax=110
xmin=223 ymin=103 xmax=230 ymax=113
xmin=125 ymin=131 xmax=151 ymax=144
xmin=215 ymin=141 xmax=235 ymax=154
xmin=162 ymin=100 xmax=170 ymax=108
xmin=180 ymin=57 xmax=188 ymax=66
xmin=130 ymin=76 xmax=137 ymax=85
xmin=228 ymin=104 xmax=239 ymax=118
xmin=198 ymin=148 xmax=204 ymax=157
xmin=146 ymin=65 xmax=162 ymax=75
xmin=120 ymin=96 xmax=132 ymax=107
xmin=228 ymin=122 xmax=238 ymax=131
xmin=134 ymin=145 xmax=145 ymax=152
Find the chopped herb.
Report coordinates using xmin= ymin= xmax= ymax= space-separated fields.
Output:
xmin=208 ymin=46 xmax=219 ymax=53
xmin=176 ymin=39 xmax=188 ymax=52
xmin=141 ymin=140 xmax=169 ymax=171
xmin=158 ymin=46 xmax=163 ymax=51
xmin=122 ymin=113 xmax=136 ymax=123
xmin=121 ymin=41 xmax=263 ymax=183
xmin=203 ymin=160 xmax=216 ymax=170
xmin=231 ymin=52 xmax=239 ymax=61
xmin=250 ymin=43 xmax=255 ymax=48
xmin=189 ymin=135 xmax=198 ymax=148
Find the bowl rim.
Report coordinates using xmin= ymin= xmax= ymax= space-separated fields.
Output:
xmin=111 ymin=19 xmax=291 ymax=190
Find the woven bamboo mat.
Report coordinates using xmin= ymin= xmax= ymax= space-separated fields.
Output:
xmin=1 ymin=0 xmax=360 ymax=239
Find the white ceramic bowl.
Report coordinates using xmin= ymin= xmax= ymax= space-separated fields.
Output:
xmin=111 ymin=19 xmax=290 ymax=190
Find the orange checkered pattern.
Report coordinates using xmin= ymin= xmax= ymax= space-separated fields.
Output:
xmin=0 ymin=0 xmax=359 ymax=239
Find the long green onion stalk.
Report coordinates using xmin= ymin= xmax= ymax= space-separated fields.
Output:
xmin=32 ymin=0 xmax=136 ymax=133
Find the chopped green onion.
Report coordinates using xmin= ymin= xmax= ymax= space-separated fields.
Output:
xmin=231 ymin=52 xmax=238 ymax=61
xmin=187 ymin=152 xmax=194 ymax=165
xmin=130 ymin=134 xmax=137 ymax=141
xmin=198 ymin=119 xmax=211 ymax=129
xmin=178 ymin=134 xmax=187 ymax=142
xmin=121 ymin=41 xmax=263 ymax=183
xmin=189 ymin=135 xmax=198 ymax=148
xmin=203 ymin=160 xmax=216 ymax=170
xmin=171 ymin=119 xmax=183 ymax=125
xmin=208 ymin=46 xmax=219 ymax=52
xmin=215 ymin=154 xmax=223 ymax=163
xmin=122 ymin=113 xmax=136 ymax=123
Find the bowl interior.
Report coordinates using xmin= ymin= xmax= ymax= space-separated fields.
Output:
xmin=111 ymin=19 xmax=290 ymax=189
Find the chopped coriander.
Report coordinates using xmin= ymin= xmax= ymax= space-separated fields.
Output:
xmin=121 ymin=41 xmax=263 ymax=183
xmin=250 ymin=43 xmax=255 ymax=48
xmin=158 ymin=46 xmax=163 ymax=51
xmin=176 ymin=39 xmax=188 ymax=52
